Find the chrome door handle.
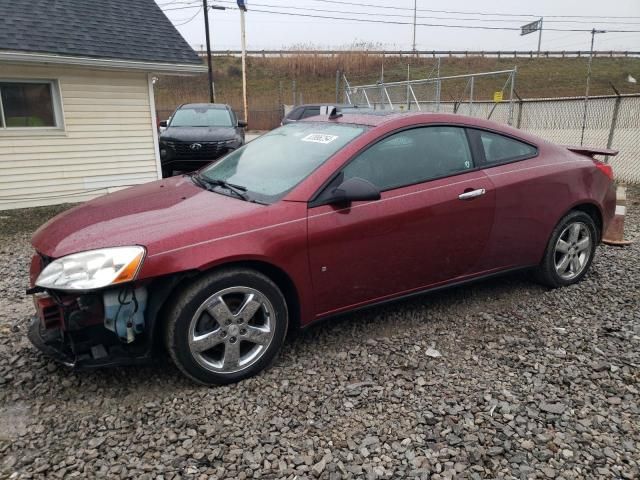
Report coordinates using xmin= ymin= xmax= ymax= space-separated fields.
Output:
xmin=458 ymin=188 xmax=486 ymax=200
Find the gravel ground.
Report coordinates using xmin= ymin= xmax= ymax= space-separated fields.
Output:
xmin=1 ymin=189 xmax=639 ymax=480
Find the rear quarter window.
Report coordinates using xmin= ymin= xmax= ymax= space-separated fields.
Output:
xmin=287 ymin=107 xmax=304 ymax=121
xmin=301 ymin=107 xmax=321 ymax=119
xmin=474 ymin=130 xmax=537 ymax=165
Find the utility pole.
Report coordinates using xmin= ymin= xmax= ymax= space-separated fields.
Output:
xmin=412 ymin=0 xmax=417 ymax=52
xmin=203 ymin=3 xmax=226 ymax=103
xmin=537 ymin=17 xmax=543 ymax=57
xmin=203 ymin=0 xmax=214 ymax=103
xmin=581 ymin=28 xmax=606 ymax=145
xmin=238 ymin=1 xmax=249 ymax=123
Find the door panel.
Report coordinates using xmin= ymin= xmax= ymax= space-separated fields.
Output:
xmin=468 ymin=129 xmax=572 ymax=270
xmin=307 ymin=172 xmax=495 ymax=316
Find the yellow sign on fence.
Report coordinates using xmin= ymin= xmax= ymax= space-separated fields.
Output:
xmin=493 ymin=91 xmax=504 ymax=103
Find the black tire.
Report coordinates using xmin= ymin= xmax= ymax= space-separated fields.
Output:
xmin=164 ymin=268 xmax=288 ymax=385
xmin=535 ymin=210 xmax=599 ymax=288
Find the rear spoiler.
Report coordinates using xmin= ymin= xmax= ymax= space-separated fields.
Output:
xmin=566 ymin=146 xmax=619 ymax=158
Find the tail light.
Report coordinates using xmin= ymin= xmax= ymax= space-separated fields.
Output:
xmin=594 ymin=160 xmax=614 ymax=180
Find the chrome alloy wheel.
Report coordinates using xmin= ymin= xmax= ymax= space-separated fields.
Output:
xmin=554 ymin=222 xmax=592 ymax=281
xmin=188 ymin=287 xmax=275 ymax=374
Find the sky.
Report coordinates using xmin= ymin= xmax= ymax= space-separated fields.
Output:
xmin=155 ymin=0 xmax=640 ymax=52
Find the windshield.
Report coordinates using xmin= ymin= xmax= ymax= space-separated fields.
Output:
xmin=199 ymin=122 xmax=366 ymax=203
xmin=170 ymin=107 xmax=233 ymax=127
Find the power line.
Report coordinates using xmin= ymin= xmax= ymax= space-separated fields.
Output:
xmin=223 ymin=7 xmax=640 ymax=33
xmin=174 ymin=6 xmax=203 ymax=25
xmin=157 ymin=0 xmax=197 ymax=7
xmin=212 ymin=0 xmax=640 ymax=25
xmin=305 ymin=0 xmax=640 ymax=20
xmin=162 ymin=3 xmax=201 ymax=12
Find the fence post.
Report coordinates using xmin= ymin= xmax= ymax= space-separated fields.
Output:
xmin=469 ymin=76 xmax=474 ymax=116
xmin=606 ymin=85 xmax=622 ymax=163
xmin=335 ymin=70 xmax=341 ymax=104
xmin=516 ymin=100 xmax=524 ymax=129
xmin=512 ymin=87 xmax=523 ymax=129
xmin=278 ymin=80 xmax=284 ymax=120
xmin=292 ymin=80 xmax=297 ymax=106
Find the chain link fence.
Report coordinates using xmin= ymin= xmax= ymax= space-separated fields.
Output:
xmin=346 ymin=93 xmax=640 ymax=184
xmin=471 ymin=95 xmax=640 ymax=184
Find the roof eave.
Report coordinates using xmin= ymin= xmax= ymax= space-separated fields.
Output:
xmin=0 ymin=50 xmax=207 ymax=74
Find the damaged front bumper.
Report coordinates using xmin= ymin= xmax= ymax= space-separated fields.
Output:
xmin=27 ymin=316 xmax=155 ymax=368
xmin=28 ymin=286 xmax=156 ymax=369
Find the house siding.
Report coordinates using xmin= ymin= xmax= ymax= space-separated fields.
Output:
xmin=0 ymin=64 xmax=160 ymax=210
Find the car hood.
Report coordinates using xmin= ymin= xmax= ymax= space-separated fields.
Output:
xmin=160 ymin=126 xmax=236 ymax=142
xmin=32 ymin=176 xmax=267 ymax=259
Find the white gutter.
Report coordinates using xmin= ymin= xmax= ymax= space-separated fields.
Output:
xmin=147 ymin=74 xmax=163 ymax=181
xmin=0 ymin=50 xmax=207 ymax=74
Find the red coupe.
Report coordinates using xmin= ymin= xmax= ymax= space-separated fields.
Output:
xmin=28 ymin=111 xmax=617 ymax=385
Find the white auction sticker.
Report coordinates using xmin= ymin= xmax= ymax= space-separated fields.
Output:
xmin=301 ymin=133 xmax=339 ymax=144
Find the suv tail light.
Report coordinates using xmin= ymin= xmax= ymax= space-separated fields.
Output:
xmin=594 ymin=160 xmax=614 ymax=180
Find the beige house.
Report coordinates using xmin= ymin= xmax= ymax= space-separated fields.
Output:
xmin=0 ymin=0 xmax=206 ymax=210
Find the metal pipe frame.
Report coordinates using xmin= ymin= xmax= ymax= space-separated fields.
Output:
xmin=352 ymin=69 xmax=517 ymax=89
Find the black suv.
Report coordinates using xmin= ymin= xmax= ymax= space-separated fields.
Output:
xmin=159 ymin=103 xmax=247 ymax=177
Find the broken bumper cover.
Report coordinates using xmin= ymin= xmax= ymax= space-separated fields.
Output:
xmin=27 ymin=316 xmax=154 ymax=369
xmin=28 ymin=316 xmax=76 ymax=367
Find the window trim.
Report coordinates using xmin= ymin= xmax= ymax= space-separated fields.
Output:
xmin=0 ymin=79 xmax=65 ymax=133
xmin=466 ymin=127 xmax=539 ymax=168
xmin=309 ymin=123 xmax=481 ymax=207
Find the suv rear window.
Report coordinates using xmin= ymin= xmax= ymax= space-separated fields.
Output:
xmin=300 ymin=107 xmax=321 ymax=119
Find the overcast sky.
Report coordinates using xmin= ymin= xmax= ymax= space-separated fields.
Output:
xmin=156 ymin=0 xmax=640 ymax=52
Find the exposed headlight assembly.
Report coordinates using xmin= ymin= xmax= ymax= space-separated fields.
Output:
xmin=36 ymin=246 xmax=146 ymax=291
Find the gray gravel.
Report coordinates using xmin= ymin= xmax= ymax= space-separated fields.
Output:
xmin=1 ymin=188 xmax=639 ymax=480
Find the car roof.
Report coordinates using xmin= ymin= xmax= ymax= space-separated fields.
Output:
xmin=293 ymin=103 xmax=354 ymax=108
xmin=301 ymin=110 xmax=411 ymax=127
xmin=301 ymin=110 xmax=539 ymax=135
xmin=180 ymin=103 xmax=229 ymax=109
xmin=300 ymin=111 xmax=545 ymax=145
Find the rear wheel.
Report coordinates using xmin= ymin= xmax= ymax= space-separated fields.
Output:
xmin=535 ymin=211 xmax=598 ymax=288
xmin=165 ymin=269 xmax=288 ymax=385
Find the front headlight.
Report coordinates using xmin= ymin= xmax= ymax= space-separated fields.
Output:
xmin=35 ymin=246 xmax=146 ymax=291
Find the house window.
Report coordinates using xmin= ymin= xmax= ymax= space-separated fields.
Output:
xmin=0 ymin=81 xmax=62 ymax=129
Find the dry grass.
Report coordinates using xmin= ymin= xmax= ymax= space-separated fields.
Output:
xmin=154 ymin=52 xmax=640 ymax=129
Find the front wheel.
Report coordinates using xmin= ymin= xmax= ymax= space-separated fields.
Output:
xmin=535 ymin=211 xmax=598 ymax=288
xmin=165 ymin=269 xmax=288 ymax=385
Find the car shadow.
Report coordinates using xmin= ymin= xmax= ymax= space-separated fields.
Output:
xmin=31 ymin=269 xmax=540 ymax=394
xmin=289 ymin=269 xmax=540 ymax=348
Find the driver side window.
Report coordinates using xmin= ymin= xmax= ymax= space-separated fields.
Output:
xmin=342 ymin=126 xmax=473 ymax=191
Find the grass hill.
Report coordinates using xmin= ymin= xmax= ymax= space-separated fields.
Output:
xmin=155 ymin=53 xmax=640 ymax=129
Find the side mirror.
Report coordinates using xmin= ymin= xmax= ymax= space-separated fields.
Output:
xmin=238 ymin=120 xmax=248 ymax=128
xmin=158 ymin=120 xmax=168 ymax=128
xmin=329 ymin=177 xmax=381 ymax=204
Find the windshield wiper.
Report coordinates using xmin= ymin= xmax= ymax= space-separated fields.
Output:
xmin=192 ymin=174 xmax=249 ymax=201
xmin=207 ymin=179 xmax=249 ymax=200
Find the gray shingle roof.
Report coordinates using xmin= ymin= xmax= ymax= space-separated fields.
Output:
xmin=0 ymin=0 xmax=203 ymax=65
